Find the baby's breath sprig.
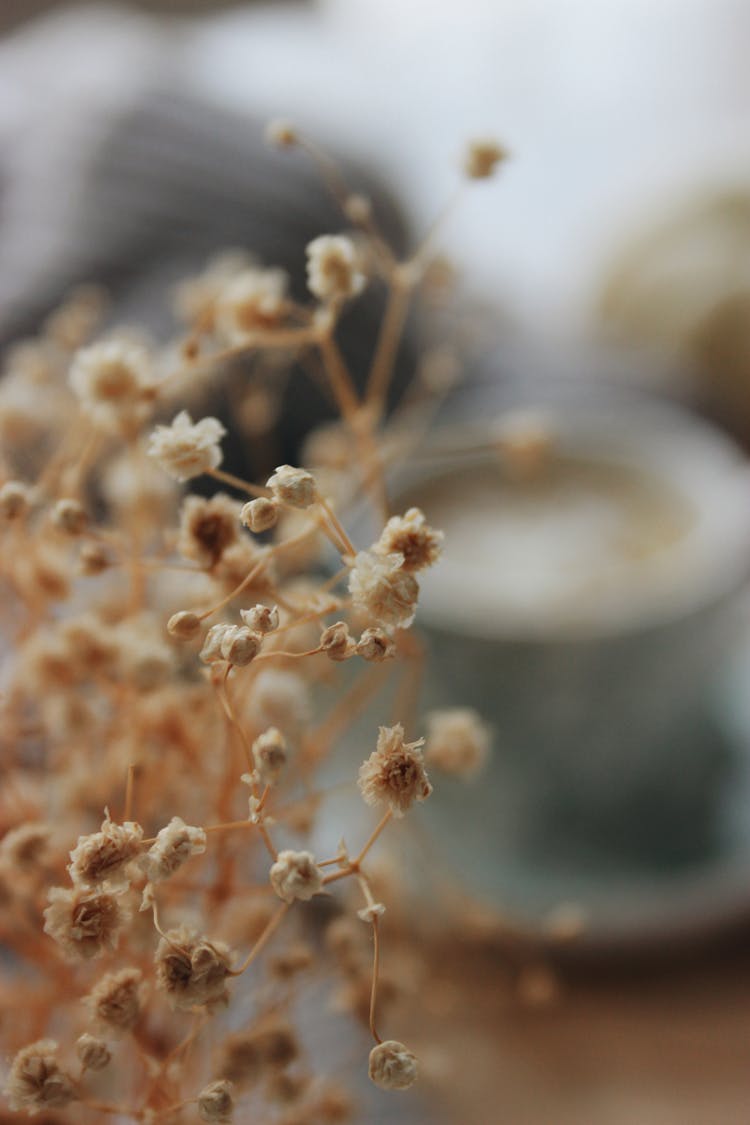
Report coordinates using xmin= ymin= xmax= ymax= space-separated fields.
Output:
xmin=0 ymin=124 xmax=510 ymax=1120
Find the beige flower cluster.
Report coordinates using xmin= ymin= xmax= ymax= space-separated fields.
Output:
xmin=0 ymin=123 xmax=505 ymax=1121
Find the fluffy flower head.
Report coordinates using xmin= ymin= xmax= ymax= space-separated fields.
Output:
xmin=358 ymin=724 xmax=432 ymax=817
xmin=306 ymin=235 xmax=366 ymax=302
xmin=148 ymin=411 xmax=225 ymax=482
xmin=368 ymin=1040 xmax=418 ymax=1090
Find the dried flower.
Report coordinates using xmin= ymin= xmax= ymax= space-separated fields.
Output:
xmin=358 ymin=725 xmax=432 ymax=817
xmin=167 ymin=610 xmax=202 ymax=640
xmin=200 ymin=623 xmax=235 ymax=664
xmin=344 ymin=193 xmax=373 ymax=225
xmin=85 ymin=967 xmax=143 ymax=1033
xmin=76 ymin=1033 xmax=111 ymax=1072
xmin=306 ymin=235 xmax=366 ymax=302
xmin=348 ymin=551 xmax=419 ymax=629
xmin=43 ymin=886 xmax=129 ymax=960
xmin=219 ymin=1018 xmax=299 ymax=1085
xmin=139 ymin=817 xmax=206 ymax=883
xmin=79 ymin=541 xmax=111 ymax=574
xmin=269 ymin=850 xmax=323 ymax=903
xmin=247 ymin=669 xmax=310 ymax=736
xmin=154 ymin=925 xmax=233 ymax=1010
xmin=221 ymin=625 xmax=263 ymax=667
xmin=240 ymin=604 xmax=279 ymax=634
xmin=198 ymin=1079 xmax=235 ymax=1122
xmin=424 ymin=708 xmax=490 ymax=779
xmin=368 ymin=1040 xmax=418 ymax=1090
xmin=216 ymin=268 xmax=289 ymax=343
xmin=174 ymin=250 xmax=252 ymax=329
xmin=178 ymin=493 xmax=241 ymax=567
xmin=51 ymin=497 xmax=88 ymax=535
xmin=375 ymin=508 xmax=443 ymax=572
xmin=267 ymin=465 xmax=317 ymax=509
xmin=0 ymin=479 xmax=32 ymax=519
xmin=68 ymin=813 xmax=143 ymax=889
xmin=4 ymin=1040 xmax=77 ymax=1113
xmin=241 ymin=496 xmax=279 ymax=532
xmin=69 ymin=339 xmax=152 ymax=425
xmin=148 ymin=411 xmax=226 ymax=482
xmin=252 ymin=728 xmax=288 ymax=786
xmin=320 ymin=621 xmax=356 ymax=662
xmin=0 ymin=822 xmax=52 ymax=872
xmin=355 ymin=627 xmax=396 ymax=663
xmin=464 ymin=139 xmax=508 ymax=179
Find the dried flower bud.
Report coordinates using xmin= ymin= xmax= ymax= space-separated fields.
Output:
xmin=139 ymin=816 xmax=206 ymax=883
xmin=358 ymin=724 xmax=432 ymax=817
xmin=178 ymin=493 xmax=241 ymax=567
xmin=241 ymin=496 xmax=279 ymax=532
xmin=155 ymin=925 xmax=233 ymax=1010
xmin=269 ymin=850 xmax=323 ymax=903
xmin=167 ymin=610 xmax=202 ymax=640
xmin=221 ymin=625 xmax=262 ymax=666
xmin=200 ymin=622 xmax=235 ymax=664
xmin=79 ymin=541 xmax=111 ymax=574
xmin=69 ymin=339 xmax=152 ymax=425
xmin=349 ymin=551 xmax=419 ymax=629
xmin=44 ymin=886 xmax=129 ymax=961
xmin=198 ymin=1079 xmax=235 ymax=1122
xmin=265 ymin=119 xmax=298 ymax=148
xmin=85 ymin=967 xmax=143 ymax=1033
xmin=306 ymin=235 xmax=366 ymax=302
xmin=240 ymin=603 xmax=279 ymax=634
xmin=4 ymin=1040 xmax=77 ymax=1113
xmin=368 ymin=1040 xmax=418 ymax=1090
xmin=252 ymin=727 xmax=288 ymax=786
xmin=0 ymin=479 xmax=32 ymax=519
xmin=219 ymin=1018 xmax=299 ymax=1086
xmin=76 ymin=1033 xmax=111 ymax=1072
xmin=148 ymin=411 xmax=226 ymax=482
xmin=424 ymin=708 xmax=491 ymax=779
xmin=68 ymin=813 xmax=143 ymax=889
xmin=0 ymin=822 xmax=52 ymax=872
xmin=343 ymin=193 xmax=373 ymax=225
xmin=52 ymin=497 xmax=88 ymax=535
xmin=375 ymin=508 xmax=443 ymax=572
xmin=464 ymin=139 xmax=508 ymax=179
xmin=356 ymin=627 xmax=396 ymax=663
xmin=320 ymin=621 xmax=356 ymax=661
xmin=266 ymin=465 xmax=317 ymax=509
xmin=215 ymin=268 xmax=289 ymax=343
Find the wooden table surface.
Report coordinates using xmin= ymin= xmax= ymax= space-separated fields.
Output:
xmin=403 ymin=934 xmax=750 ymax=1125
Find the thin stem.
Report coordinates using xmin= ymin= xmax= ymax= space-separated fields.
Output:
xmin=317 ymin=495 xmax=356 ymax=557
xmin=369 ymin=914 xmax=382 ymax=1044
xmin=366 ymin=275 xmax=413 ymax=416
xmin=353 ymin=809 xmax=392 ymax=867
xmin=316 ymin=332 xmax=362 ymax=421
xmin=124 ymin=763 xmax=136 ymax=822
xmin=206 ymin=467 xmax=270 ymax=498
xmin=229 ymin=902 xmax=290 ymax=975
xmin=215 ymin=668 xmax=254 ymax=775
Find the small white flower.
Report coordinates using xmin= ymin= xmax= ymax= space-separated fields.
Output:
xmin=306 ymin=235 xmax=366 ymax=302
xmin=148 ymin=411 xmax=226 ymax=482
xmin=269 ymin=850 xmax=323 ymax=903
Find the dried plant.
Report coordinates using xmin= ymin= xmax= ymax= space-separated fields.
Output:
xmin=0 ymin=127 xmax=507 ymax=1122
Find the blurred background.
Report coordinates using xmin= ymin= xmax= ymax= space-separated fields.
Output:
xmin=4 ymin=1 xmax=750 ymax=1122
